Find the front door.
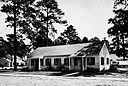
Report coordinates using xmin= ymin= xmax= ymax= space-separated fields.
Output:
xmin=74 ymin=57 xmax=82 ymax=71
xmin=35 ymin=59 xmax=39 ymax=70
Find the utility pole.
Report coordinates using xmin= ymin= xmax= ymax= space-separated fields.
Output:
xmin=13 ymin=0 xmax=17 ymax=71
xmin=46 ymin=0 xmax=51 ymax=46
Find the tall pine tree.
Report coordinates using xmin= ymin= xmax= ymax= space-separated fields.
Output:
xmin=108 ymin=0 xmax=128 ymax=59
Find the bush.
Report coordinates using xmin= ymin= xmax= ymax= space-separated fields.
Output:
xmin=0 ymin=63 xmax=4 ymax=68
xmin=45 ymin=66 xmax=54 ymax=71
xmin=20 ymin=67 xmax=30 ymax=71
xmin=56 ymin=65 xmax=65 ymax=71
xmin=109 ymin=65 xmax=118 ymax=72
xmin=87 ymin=67 xmax=99 ymax=72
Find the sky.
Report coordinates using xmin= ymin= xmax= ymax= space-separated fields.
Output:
xmin=0 ymin=0 xmax=115 ymax=41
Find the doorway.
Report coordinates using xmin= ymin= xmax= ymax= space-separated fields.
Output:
xmin=35 ymin=59 xmax=39 ymax=70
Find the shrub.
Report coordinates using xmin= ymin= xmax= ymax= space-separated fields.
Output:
xmin=20 ymin=67 xmax=30 ymax=71
xmin=109 ymin=65 xmax=118 ymax=72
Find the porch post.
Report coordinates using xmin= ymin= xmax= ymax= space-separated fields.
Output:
xmin=82 ymin=56 xmax=84 ymax=71
xmin=69 ymin=56 xmax=71 ymax=70
xmin=29 ymin=59 xmax=31 ymax=69
xmin=39 ymin=58 xmax=41 ymax=70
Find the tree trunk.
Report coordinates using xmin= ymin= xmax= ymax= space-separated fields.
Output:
xmin=13 ymin=0 xmax=17 ymax=71
xmin=122 ymin=35 xmax=125 ymax=60
xmin=121 ymin=30 xmax=125 ymax=60
xmin=46 ymin=7 xmax=49 ymax=46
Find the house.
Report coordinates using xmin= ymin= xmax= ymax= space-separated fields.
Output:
xmin=0 ymin=58 xmax=11 ymax=68
xmin=110 ymin=54 xmax=118 ymax=62
xmin=27 ymin=42 xmax=110 ymax=71
xmin=0 ymin=54 xmax=26 ymax=69
xmin=11 ymin=55 xmax=26 ymax=66
xmin=110 ymin=54 xmax=128 ymax=67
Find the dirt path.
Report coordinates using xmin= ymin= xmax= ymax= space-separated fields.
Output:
xmin=0 ymin=72 xmax=128 ymax=86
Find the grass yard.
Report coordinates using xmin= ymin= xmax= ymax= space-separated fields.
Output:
xmin=0 ymin=67 xmax=128 ymax=86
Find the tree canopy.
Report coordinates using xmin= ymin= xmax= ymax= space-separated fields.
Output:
xmin=6 ymin=34 xmax=30 ymax=58
xmin=54 ymin=25 xmax=81 ymax=45
xmin=107 ymin=0 xmax=128 ymax=59
xmin=0 ymin=0 xmax=67 ymax=49
xmin=0 ymin=37 xmax=8 ymax=58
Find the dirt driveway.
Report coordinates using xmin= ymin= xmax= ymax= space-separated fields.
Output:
xmin=0 ymin=71 xmax=128 ymax=86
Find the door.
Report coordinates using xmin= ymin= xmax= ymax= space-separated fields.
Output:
xmin=35 ymin=59 xmax=39 ymax=70
xmin=74 ymin=57 xmax=82 ymax=71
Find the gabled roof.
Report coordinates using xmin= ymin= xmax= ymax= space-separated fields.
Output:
xmin=99 ymin=43 xmax=110 ymax=57
xmin=71 ymin=42 xmax=110 ymax=57
xmin=30 ymin=43 xmax=90 ymax=58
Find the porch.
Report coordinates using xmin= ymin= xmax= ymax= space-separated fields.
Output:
xmin=28 ymin=56 xmax=88 ymax=71
xmin=69 ymin=56 xmax=87 ymax=71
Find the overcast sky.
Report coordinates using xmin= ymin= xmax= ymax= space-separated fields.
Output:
xmin=0 ymin=0 xmax=115 ymax=41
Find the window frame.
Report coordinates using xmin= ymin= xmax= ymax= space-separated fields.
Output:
xmin=107 ymin=58 xmax=109 ymax=65
xmin=64 ymin=58 xmax=69 ymax=66
xmin=101 ymin=57 xmax=104 ymax=65
xmin=74 ymin=58 xmax=79 ymax=66
xmin=31 ymin=59 xmax=34 ymax=66
xmin=40 ymin=59 xmax=44 ymax=66
xmin=45 ymin=58 xmax=51 ymax=66
xmin=87 ymin=57 xmax=95 ymax=65
xmin=54 ymin=58 xmax=61 ymax=66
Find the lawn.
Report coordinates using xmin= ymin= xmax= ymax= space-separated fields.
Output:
xmin=0 ymin=68 xmax=128 ymax=86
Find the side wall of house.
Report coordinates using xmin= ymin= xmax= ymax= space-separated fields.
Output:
xmin=99 ymin=53 xmax=110 ymax=71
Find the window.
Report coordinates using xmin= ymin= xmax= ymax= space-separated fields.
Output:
xmin=87 ymin=57 xmax=95 ymax=65
xmin=74 ymin=58 xmax=79 ymax=66
xmin=101 ymin=57 xmax=104 ymax=65
xmin=40 ymin=59 xmax=43 ymax=66
xmin=107 ymin=58 xmax=109 ymax=65
xmin=54 ymin=58 xmax=61 ymax=65
xmin=64 ymin=58 xmax=69 ymax=66
xmin=31 ymin=59 xmax=34 ymax=66
xmin=45 ymin=59 xmax=51 ymax=66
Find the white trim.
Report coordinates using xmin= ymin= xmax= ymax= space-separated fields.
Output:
xmin=39 ymin=58 xmax=41 ymax=70
xmin=29 ymin=59 xmax=31 ymax=69
xmin=69 ymin=56 xmax=71 ymax=70
xmin=82 ymin=56 xmax=84 ymax=71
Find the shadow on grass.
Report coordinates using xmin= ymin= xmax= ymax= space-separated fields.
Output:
xmin=49 ymin=69 xmax=128 ymax=77
xmin=48 ymin=70 xmax=76 ymax=76
xmin=19 ymin=67 xmax=128 ymax=77
xmin=48 ymin=70 xmax=107 ymax=77
xmin=0 ymin=69 xmax=13 ymax=73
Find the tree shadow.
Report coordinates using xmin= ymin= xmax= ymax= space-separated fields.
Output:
xmin=0 ymin=69 xmax=13 ymax=73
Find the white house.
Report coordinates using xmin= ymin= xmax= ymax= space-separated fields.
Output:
xmin=69 ymin=42 xmax=110 ymax=71
xmin=0 ymin=55 xmax=26 ymax=69
xmin=110 ymin=54 xmax=128 ymax=67
xmin=27 ymin=42 xmax=110 ymax=71
xmin=11 ymin=56 xmax=26 ymax=66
